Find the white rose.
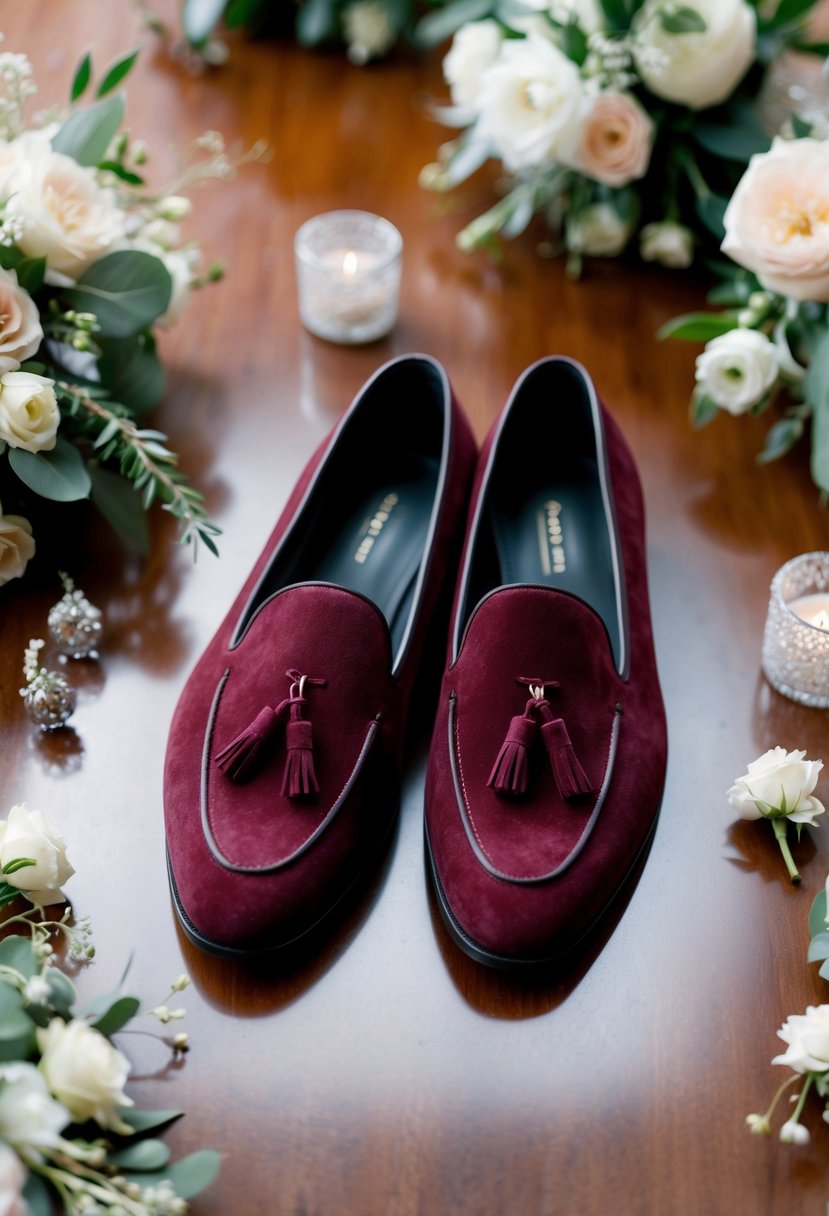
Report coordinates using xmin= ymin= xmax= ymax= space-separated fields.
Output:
xmin=727 ymin=747 xmax=825 ymax=825
xmin=37 ymin=1019 xmax=133 ymax=1132
xmin=573 ymin=92 xmax=653 ymax=188
xmin=639 ymin=220 xmax=694 ymax=268
xmin=633 ymin=0 xmax=756 ymax=110
xmin=0 ymin=268 xmax=42 ymax=368
xmin=567 ymin=202 xmax=632 ymax=256
xmin=443 ymin=20 xmax=504 ymax=114
xmin=695 ymin=328 xmax=778 ymax=415
xmin=0 ymin=1062 xmax=68 ymax=1160
xmin=772 ymin=1005 xmax=829 ymax=1075
xmin=0 ymin=1142 xmax=29 ymax=1216
xmin=475 ymin=35 xmax=585 ymax=172
xmin=722 ymin=139 xmax=829 ymax=303
xmin=0 ymin=803 xmax=74 ymax=905
xmin=0 ymin=514 xmax=35 ymax=587
xmin=0 ymin=371 xmax=59 ymax=452
xmin=5 ymin=142 xmax=125 ymax=282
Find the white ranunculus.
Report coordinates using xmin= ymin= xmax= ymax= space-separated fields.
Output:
xmin=639 ymin=220 xmax=694 ymax=268
xmin=694 ymin=328 xmax=778 ymax=415
xmin=443 ymin=20 xmax=504 ymax=114
xmin=0 ymin=268 xmax=42 ymax=368
xmin=475 ymin=35 xmax=585 ymax=172
xmin=574 ymin=91 xmax=653 ymax=188
xmin=773 ymin=1006 xmax=829 ymax=1075
xmin=0 ymin=803 xmax=74 ymax=905
xmin=0 ymin=1062 xmax=69 ymax=1160
xmin=727 ymin=747 xmax=825 ymax=825
xmin=37 ymin=1019 xmax=133 ymax=1132
xmin=0 ymin=370 xmax=59 ymax=452
xmin=342 ymin=0 xmax=395 ymax=65
xmin=0 ymin=514 xmax=35 ymax=587
xmin=633 ymin=0 xmax=756 ymax=110
xmin=722 ymin=139 xmax=829 ymax=303
xmin=567 ymin=202 xmax=632 ymax=256
xmin=4 ymin=140 xmax=125 ymax=282
xmin=0 ymin=1141 xmax=29 ymax=1216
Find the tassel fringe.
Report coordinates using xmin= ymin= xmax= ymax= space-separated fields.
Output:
xmin=488 ymin=682 xmax=593 ymax=802
xmin=214 ymin=705 xmax=281 ymax=781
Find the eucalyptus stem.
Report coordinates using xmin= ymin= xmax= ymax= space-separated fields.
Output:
xmin=772 ymin=818 xmax=801 ymax=884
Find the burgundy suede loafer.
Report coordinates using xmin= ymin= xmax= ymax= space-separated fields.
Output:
xmin=424 ymin=357 xmax=667 ymax=970
xmin=164 ymin=355 xmax=477 ymax=956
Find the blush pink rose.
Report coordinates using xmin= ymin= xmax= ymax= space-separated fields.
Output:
xmin=573 ymin=92 xmax=653 ymax=188
xmin=722 ymin=138 xmax=829 ymax=302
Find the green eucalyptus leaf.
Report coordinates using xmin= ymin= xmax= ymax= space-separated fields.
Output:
xmin=52 ymin=94 xmax=125 ymax=167
xmin=183 ymin=0 xmax=229 ymax=43
xmin=810 ymin=888 xmax=828 ymax=937
xmin=14 ymin=257 xmax=47 ymax=296
xmin=691 ymin=391 xmax=719 ymax=428
xmin=660 ymin=6 xmax=706 ymax=31
xmin=0 ymin=246 xmax=21 ymax=272
xmin=98 ymin=334 xmax=165 ymax=416
xmin=119 ymin=1109 xmax=184 ymax=1135
xmin=22 ymin=1173 xmax=52 ymax=1216
xmin=415 ymin=0 xmax=493 ymax=45
xmin=45 ymin=969 xmax=76 ymax=1016
xmin=757 ymin=416 xmax=803 ymax=463
xmin=658 ymin=312 xmax=736 ymax=342
xmin=90 ymin=995 xmax=141 ymax=1037
xmin=71 ymin=51 xmax=92 ymax=103
xmin=96 ymin=49 xmax=139 ymax=98
xmin=695 ymin=192 xmax=729 ymax=240
xmin=805 ymin=330 xmax=829 ymax=493
xmin=65 ymin=251 xmax=172 ymax=340
xmin=692 ymin=124 xmax=769 ymax=162
xmin=0 ymin=935 xmax=38 ymax=979
xmin=0 ymin=984 xmax=36 ymax=1061
xmin=296 ymin=0 xmax=338 ymax=44
xmin=88 ymin=464 xmax=151 ymax=551
xmin=110 ymin=1140 xmax=171 ymax=1171
xmin=9 ymin=437 xmax=92 ymax=502
xmin=807 ymin=931 xmax=829 ymax=962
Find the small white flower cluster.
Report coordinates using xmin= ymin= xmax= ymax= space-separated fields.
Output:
xmin=586 ymin=32 xmax=638 ymax=92
xmin=0 ymin=44 xmax=36 ymax=140
xmin=142 ymin=1180 xmax=189 ymax=1216
xmin=343 ymin=0 xmax=396 ymax=65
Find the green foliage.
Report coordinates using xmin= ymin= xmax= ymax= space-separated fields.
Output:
xmin=658 ymin=312 xmax=737 ymax=341
xmin=64 ymin=251 xmax=173 ymax=341
xmin=183 ymin=0 xmax=231 ymax=44
xmin=126 ymin=1150 xmax=222 ymax=1200
xmin=96 ymin=50 xmax=140 ymax=98
xmin=51 ymin=94 xmax=125 ymax=166
xmin=9 ymin=437 xmax=92 ymax=503
xmin=660 ymin=6 xmax=706 ymax=31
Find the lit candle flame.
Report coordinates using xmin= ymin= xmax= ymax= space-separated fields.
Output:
xmin=342 ymin=250 xmax=358 ymax=278
xmin=815 ymin=610 xmax=829 ymax=630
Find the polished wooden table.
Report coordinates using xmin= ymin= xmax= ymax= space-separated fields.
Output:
xmin=4 ymin=4 xmax=829 ymax=1213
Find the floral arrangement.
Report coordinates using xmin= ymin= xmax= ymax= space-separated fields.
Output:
xmin=0 ymin=39 xmax=257 ymax=589
xmin=747 ymin=883 xmax=829 ymax=1144
xmin=728 ymin=746 xmax=825 ymax=884
xmin=0 ymin=800 xmax=219 ymax=1215
xmin=418 ymin=0 xmax=826 ymax=274
xmin=172 ymin=0 xmax=425 ymax=65
xmin=661 ymin=134 xmax=829 ymax=495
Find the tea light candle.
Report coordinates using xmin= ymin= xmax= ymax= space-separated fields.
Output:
xmin=762 ymin=552 xmax=829 ymax=707
xmin=294 ymin=210 xmax=402 ymax=344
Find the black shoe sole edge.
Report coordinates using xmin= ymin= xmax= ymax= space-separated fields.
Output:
xmin=423 ymin=801 xmax=663 ymax=974
xmin=166 ymin=795 xmax=401 ymax=962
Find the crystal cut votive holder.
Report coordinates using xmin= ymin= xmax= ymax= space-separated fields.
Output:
xmin=761 ymin=552 xmax=829 ymax=708
xmin=294 ymin=210 xmax=402 ymax=345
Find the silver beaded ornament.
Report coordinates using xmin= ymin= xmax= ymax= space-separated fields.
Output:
xmin=19 ymin=639 xmax=76 ymax=730
xmin=47 ymin=572 xmax=103 ymax=659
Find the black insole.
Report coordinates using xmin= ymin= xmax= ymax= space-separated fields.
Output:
xmin=311 ymin=455 xmax=438 ymax=655
xmin=489 ymin=461 xmax=620 ymax=661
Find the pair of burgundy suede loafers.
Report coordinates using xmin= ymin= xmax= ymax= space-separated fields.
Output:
xmin=163 ymin=354 xmax=667 ymax=970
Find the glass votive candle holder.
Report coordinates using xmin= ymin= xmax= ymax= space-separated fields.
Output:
xmin=294 ymin=210 xmax=403 ymax=344
xmin=761 ymin=551 xmax=829 ymax=707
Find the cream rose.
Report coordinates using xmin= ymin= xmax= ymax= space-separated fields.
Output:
xmin=0 ymin=513 xmax=35 ymax=587
xmin=0 ymin=1142 xmax=29 ymax=1216
xmin=640 ymin=220 xmax=694 ymax=268
xmin=37 ymin=1019 xmax=133 ymax=1132
xmin=695 ymin=328 xmax=778 ymax=415
xmin=633 ymin=0 xmax=755 ymax=110
xmin=567 ymin=202 xmax=632 ymax=256
xmin=475 ymin=34 xmax=584 ymax=172
xmin=0 ymin=268 xmax=42 ymax=369
xmin=0 ymin=370 xmax=59 ymax=452
xmin=722 ymin=139 xmax=829 ymax=303
xmin=0 ymin=1062 xmax=68 ymax=1160
xmin=773 ymin=1006 xmax=829 ymax=1075
xmin=727 ymin=747 xmax=825 ymax=825
xmin=5 ymin=142 xmax=125 ymax=282
xmin=574 ymin=92 xmax=653 ymax=187
xmin=443 ymin=20 xmax=504 ymax=113
xmin=0 ymin=803 xmax=74 ymax=905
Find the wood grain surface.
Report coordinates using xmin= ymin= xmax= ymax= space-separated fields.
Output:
xmin=2 ymin=4 xmax=829 ymax=1214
